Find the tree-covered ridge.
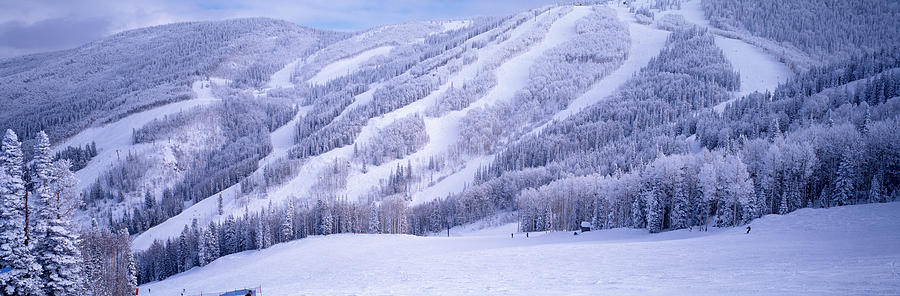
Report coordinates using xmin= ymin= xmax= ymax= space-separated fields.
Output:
xmin=0 ymin=18 xmax=345 ymax=143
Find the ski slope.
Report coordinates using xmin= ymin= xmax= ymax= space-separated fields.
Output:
xmin=536 ymin=5 xmax=670 ymax=133
xmin=351 ymin=6 xmax=594 ymax=204
xmin=57 ymin=80 xmax=222 ymax=193
xmin=140 ymin=202 xmax=900 ymax=295
xmin=657 ymin=0 xmax=793 ymax=112
xmin=307 ymin=45 xmax=394 ymax=85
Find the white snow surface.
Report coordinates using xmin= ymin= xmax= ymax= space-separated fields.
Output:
xmin=307 ymin=45 xmax=394 ymax=85
xmin=266 ymin=58 xmax=303 ymax=89
xmin=140 ymin=202 xmax=900 ymax=295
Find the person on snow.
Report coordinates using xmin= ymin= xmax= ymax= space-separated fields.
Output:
xmin=746 ymin=226 xmax=751 ymax=234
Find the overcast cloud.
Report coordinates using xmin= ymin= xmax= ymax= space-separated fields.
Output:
xmin=0 ymin=0 xmax=555 ymax=58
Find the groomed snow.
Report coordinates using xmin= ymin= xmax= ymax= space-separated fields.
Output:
xmin=140 ymin=202 xmax=900 ymax=295
xmin=307 ymin=46 xmax=394 ymax=85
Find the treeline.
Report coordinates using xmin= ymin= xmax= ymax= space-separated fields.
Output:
xmin=409 ymin=25 xmax=746 ymax=233
xmin=136 ymin=196 xmax=412 ymax=284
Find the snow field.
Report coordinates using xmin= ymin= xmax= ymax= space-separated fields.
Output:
xmin=140 ymin=202 xmax=900 ymax=295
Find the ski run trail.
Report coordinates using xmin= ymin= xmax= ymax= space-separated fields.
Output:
xmin=57 ymin=80 xmax=224 ymax=195
xmin=140 ymin=202 xmax=900 ymax=295
xmin=657 ymin=0 xmax=793 ymax=112
xmin=308 ymin=45 xmax=395 ymax=85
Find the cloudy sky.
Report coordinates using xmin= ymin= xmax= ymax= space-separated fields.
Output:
xmin=0 ymin=0 xmax=556 ymax=58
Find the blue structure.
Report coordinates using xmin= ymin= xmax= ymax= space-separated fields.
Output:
xmin=219 ymin=288 xmax=260 ymax=296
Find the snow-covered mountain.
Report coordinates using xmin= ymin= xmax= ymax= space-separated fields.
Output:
xmin=1 ymin=0 xmax=898 ymax=293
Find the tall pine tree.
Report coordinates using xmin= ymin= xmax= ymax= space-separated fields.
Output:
xmin=0 ymin=130 xmax=44 ymax=295
xmin=32 ymin=131 xmax=85 ymax=295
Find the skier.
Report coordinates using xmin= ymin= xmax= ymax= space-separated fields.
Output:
xmin=746 ymin=226 xmax=751 ymax=234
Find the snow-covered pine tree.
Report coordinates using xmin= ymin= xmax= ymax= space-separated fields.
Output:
xmin=217 ymin=194 xmax=224 ymax=216
xmin=669 ymin=175 xmax=691 ymax=229
xmin=644 ymin=185 xmax=663 ymax=233
xmin=32 ymin=131 xmax=85 ymax=295
xmin=868 ymin=172 xmax=884 ymax=203
xmin=223 ymin=216 xmax=237 ymax=255
xmin=117 ymin=228 xmax=138 ymax=295
xmin=316 ymin=199 xmax=333 ymax=235
xmin=198 ymin=226 xmax=219 ymax=266
xmin=630 ymin=194 xmax=646 ymax=229
xmin=832 ymin=147 xmax=856 ymax=206
xmin=281 ymin=205 xmax=293 ymax=242
xmin=0 ymin=129 xmax=44 ymax=296
xmin=369 ymin=203 xmax=380 ymax=234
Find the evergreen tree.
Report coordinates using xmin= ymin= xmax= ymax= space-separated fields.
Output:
xmin=369 ymin=203 xmax=380 ymax=234
xmin=868 ymin=172 xmax=884 ymax=203
xmin=281 ymin=205 xmax=294 ymax=242
xmin=32 ymin=131 xmax=85 ymax=295
xmin=669 ymin=178 xmax=691 ymax=229
xmin=832 ymin=148 xmax=856 ymax=206
xmin=316 ymin=200 xmax=333 ymax=235
xmin=644 ymin=186 xmax=663 ymax=233
xmin=223 ymin=216 xmax=237 ymax=255
xmin=630 ymin=195 xmax=646 ymax=228
xmin=117 ymin=228 xmax=138 ymax=295
xmin=0 ymin=130 xmax=44 ymax=295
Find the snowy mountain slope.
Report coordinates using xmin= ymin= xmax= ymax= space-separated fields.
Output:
xmin=533 ymin=4 xmax=670 ymax=134
xmin=58 ymin=80 xmax=225 ymax=194
xmin=131 ymin=17 xmax=486 ymax=249
xmin=140 ymin=202 xmax=900 ymax=295
xmin=652 ymin=0 xmax=793 ymax=112
xmin=132 ymin=5 xmax=587 ymax=249
xmin=346 ymin=6 xmax=592 ymax=203
xmin=0 ymin=18 xmax=342 ymax=143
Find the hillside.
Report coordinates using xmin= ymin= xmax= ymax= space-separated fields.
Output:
xmin=139 ymin=202 xmax=900 ymax=295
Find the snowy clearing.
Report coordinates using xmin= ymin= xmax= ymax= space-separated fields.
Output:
xmin=140 ymin=202 xmax=900 ymax=295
